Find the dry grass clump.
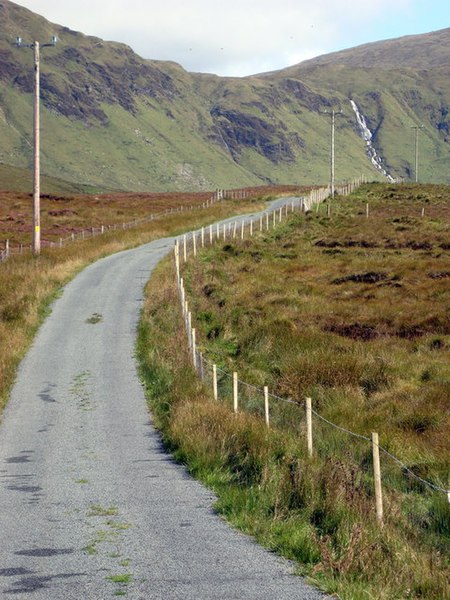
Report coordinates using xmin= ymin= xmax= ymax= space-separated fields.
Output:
xmin=137 ymin=218 xmax=450 ymax=599
xmin=183 ymin=184 xmax=450 ymax=476
xmin=153 ymin=182 xmax=449 ymax=597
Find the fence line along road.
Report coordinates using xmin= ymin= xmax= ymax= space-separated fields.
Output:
xmin=0 ymin=180 xmax=366 ymax=263
xmin=173 ymin=180 xmax=449 ymax=533
xmin=0 ymin=186 xmax=289 ymax=263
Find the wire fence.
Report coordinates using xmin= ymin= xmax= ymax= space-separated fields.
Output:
xmin=174 ymin=180 xmax=450 ymax=537
xmin=0 ymin=186 xmax=258 ymax=263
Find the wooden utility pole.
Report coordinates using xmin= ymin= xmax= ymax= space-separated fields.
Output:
xmin=411 ymin=125 xmax=424 ymax=183
xmin=321 ymin=109 xmax=343 ymax=198
xmin=33 ymin=41 xmax=40 ymax=255
xmin=15 ymin=36 xmax=57 ymax=256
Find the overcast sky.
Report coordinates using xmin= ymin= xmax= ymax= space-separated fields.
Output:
xmin=16 ymin=0 xmax=450 ymax=76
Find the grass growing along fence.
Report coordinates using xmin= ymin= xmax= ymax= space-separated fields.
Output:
xmin=138 ymin=182 xmax=450 ymax=600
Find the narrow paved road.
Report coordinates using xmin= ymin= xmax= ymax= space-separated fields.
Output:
xmin=0 ymin=200 xmax=325 ymax=599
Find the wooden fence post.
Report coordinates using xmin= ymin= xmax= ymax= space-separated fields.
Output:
xmin=213 ymin=364 xmax=218 ymax=401
xmin=201 ymin=227 xmax=205 ymax=247
xmin=372 ymin=432 xmax=384 ymax=524
xmin=187 ymin=312 xmax=192 ymax=347
xmin=180 ymin=278 xmax=185 ymax=308
xmin=241 ymin=221 xmax=244 ymax=239
xmin=199 ymin=351 xmax=204 ymax=380
xmin=306 ymin=397 xmax=313 ymax=457
xmin=250 ymin=220 xmax=253 ymax=236
xmin=233 ymin=372 xmax=238 ymax=413
xmin=266 ymin=212 xmax=269 ymax=230
xmin=366 ymin=203 xmax=369 ymax=219
xmin=264 ymin=386 xmax=270 ymax=428
xmin=193 ymin=232 xmax=197 ymax=257
xmin=192 ymin=328 xmax=197 ymax=369
xmin=209 ymin=224 xmax=213 ymax=244
xmin=183 ymin=234 xmax=187 ymax=262
xmin=175 ymin=242 xmax=180 ymax=279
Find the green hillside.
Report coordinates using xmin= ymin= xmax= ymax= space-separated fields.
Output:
xmin=0 ymin=162 xmax=111 ymax=194
xmin=274 ymin=29 xmax=450 ymax=184
xmin=0 ymin=0 xmax=449 ymax=191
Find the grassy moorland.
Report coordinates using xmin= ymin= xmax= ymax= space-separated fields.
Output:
xmin=0 ymin=189 xmax=207 ymax=248
xmin=0 ymin=184 xmax=299 ymax=413
xmin=0 ymin=184 xmax=299 ymax=248
xmin=138 ymin=183 xmax=450 ymax=599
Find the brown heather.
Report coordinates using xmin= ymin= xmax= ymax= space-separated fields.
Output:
xmin=138 ymin=183 xmax=450 ymax=600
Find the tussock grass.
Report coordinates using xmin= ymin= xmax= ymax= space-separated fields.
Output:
xmin=184 ymin=185 xmax=449 ymax=469
xmin=138 ymin=183 xmax=449 ymax=599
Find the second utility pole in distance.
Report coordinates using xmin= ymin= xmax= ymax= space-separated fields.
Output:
xmin=322 ymin=109 xmax=343 ymax=197
xmin=411 ymin=124 xmax=424 ymax=183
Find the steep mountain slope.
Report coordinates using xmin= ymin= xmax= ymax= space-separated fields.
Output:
xmin=0 ymin=0 xmax=449 ymax=191
xmin=267 ymin=29 xmax=450 ymax=183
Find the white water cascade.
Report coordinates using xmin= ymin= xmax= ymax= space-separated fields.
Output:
xmin=350 ymin=99 xmax=395 ymax=182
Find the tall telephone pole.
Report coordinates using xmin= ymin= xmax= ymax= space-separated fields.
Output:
xmin=322 ymin=109 xmax=343 ymax=197
xmin=411 ymin=125 xmax=424 ymax=183
xmin=15 ymin=36 xmax=57 ymax=256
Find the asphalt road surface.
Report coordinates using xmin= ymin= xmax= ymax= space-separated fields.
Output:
xmin=0 ymin=199 xmax=326 ymax=599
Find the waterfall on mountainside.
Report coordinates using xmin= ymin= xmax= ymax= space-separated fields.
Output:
xmin=350 ymin=100 xmax=395 ymax=182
